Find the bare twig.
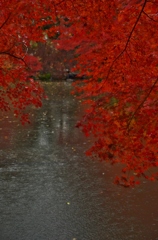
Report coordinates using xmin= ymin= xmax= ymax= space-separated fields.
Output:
xmin=143 ymin=10 xmax=158 ymax=22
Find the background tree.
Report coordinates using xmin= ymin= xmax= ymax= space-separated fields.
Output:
xmin=29 ymin=41 xmax=76 ymax=80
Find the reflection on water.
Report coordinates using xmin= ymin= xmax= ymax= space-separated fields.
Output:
xmin=0 ymin=82 xmax=158 ymax=240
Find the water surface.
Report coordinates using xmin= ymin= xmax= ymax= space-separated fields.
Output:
xmin=0 ymin=82 xmax=158 ymax=240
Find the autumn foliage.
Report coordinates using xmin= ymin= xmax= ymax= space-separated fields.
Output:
xmin=0 ymin=0 xmax=49 ymax=122
xmin=1 ymin=0 xmax=158 ymax=186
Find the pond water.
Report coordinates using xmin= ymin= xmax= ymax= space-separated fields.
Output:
xmin=0 ymin=82 xmax=158 ymax=240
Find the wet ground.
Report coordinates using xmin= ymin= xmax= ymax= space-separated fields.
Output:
xmin=0 ymin=82 xmax=158 ymax=240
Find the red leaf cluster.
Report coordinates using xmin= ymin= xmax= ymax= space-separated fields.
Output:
xmin=0 ymin=0 xmax=48 ymax=121
xmin=52 ymin=0 xmax=158 ymax=186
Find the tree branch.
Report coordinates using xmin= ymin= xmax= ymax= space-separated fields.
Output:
xmin=0 ymin=13 xmax=12 ymax=30
xmin=0 ymin=51 xmax=29 ymax=68
xmin=55 ymin=0 xmax=66 ymax=6
xmin=127 ymin=77 xmax=158 ymax=131
xmin=143 ymin=10 xmax=158 ymax=22
xmin=122 ymin=0 xmax=147 ymax=54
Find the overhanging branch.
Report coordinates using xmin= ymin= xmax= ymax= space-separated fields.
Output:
xmin=98 ymin=0 xmax=148 ymax=91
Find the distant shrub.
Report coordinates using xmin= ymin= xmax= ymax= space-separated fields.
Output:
xmin=38 ymin=73 xmax=51 ymax=81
